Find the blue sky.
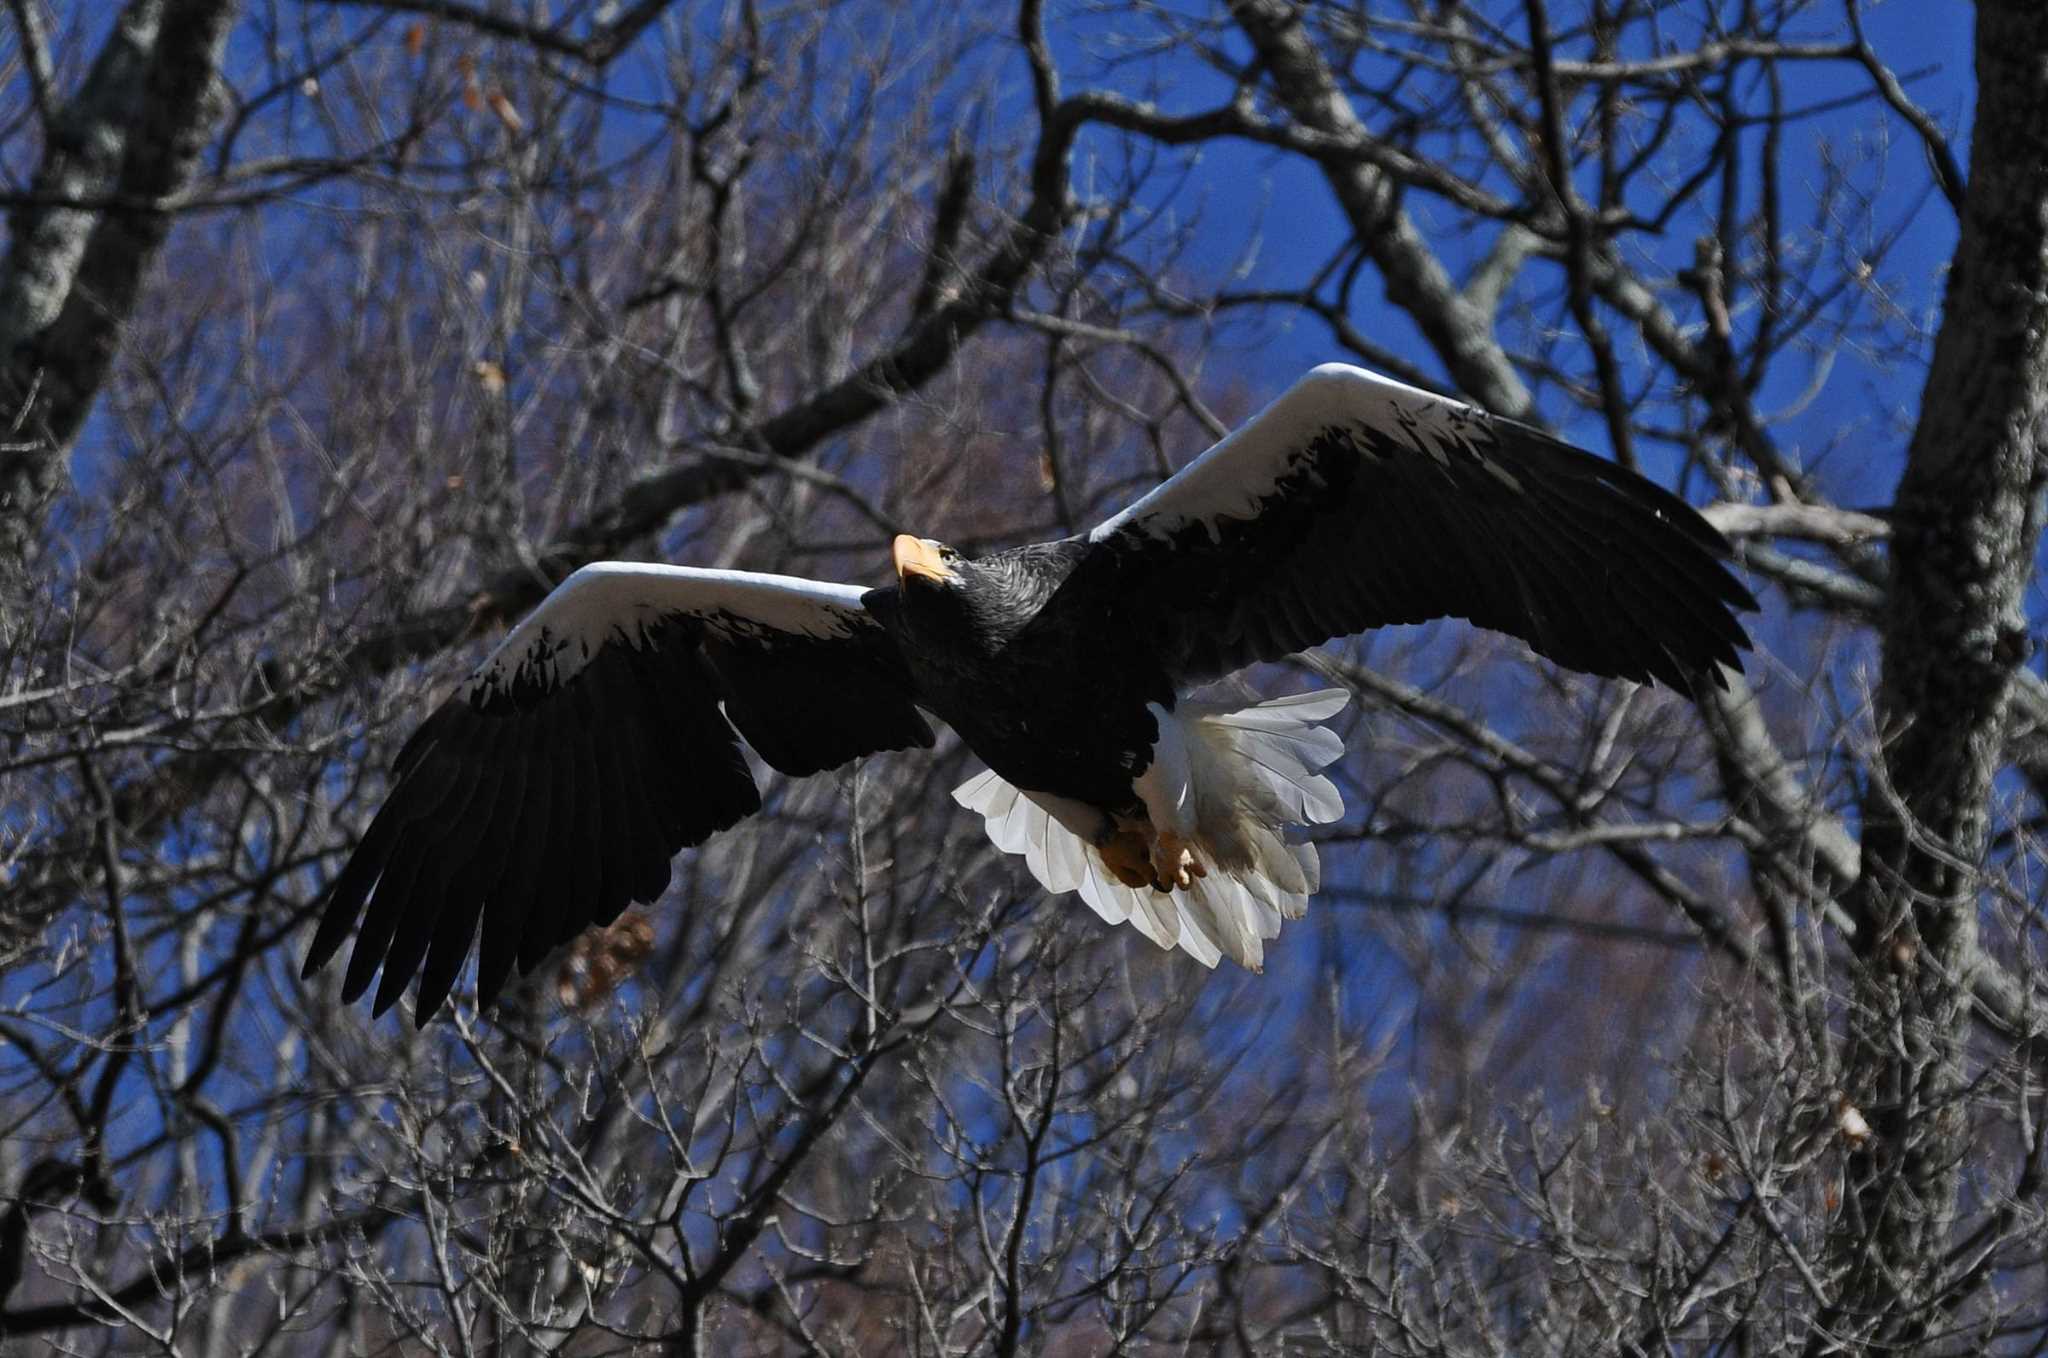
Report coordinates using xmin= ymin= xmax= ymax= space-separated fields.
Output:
xmin=1052 ymin=1 xmax=1974 ymax=515
xmin=1015 ymin=0 xmax=1983 ymax=1100
xmin=4 ymin=0 xmax=1990 ymax=1134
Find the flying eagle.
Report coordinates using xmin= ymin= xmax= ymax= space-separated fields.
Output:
xmin=304 ymin=364 xmax=1755 ymax=1023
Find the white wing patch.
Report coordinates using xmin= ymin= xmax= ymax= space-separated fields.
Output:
xmin=954 ymin=688 xmax=1350 ymax=971
xmin=1089 ymin=363 xmax=1468 ymax=545
xmin=461 ymin=562 xmax=872 ymax=703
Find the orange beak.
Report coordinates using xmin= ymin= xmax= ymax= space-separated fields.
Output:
xmin=892 ymin=534 xmax=956 ymax=585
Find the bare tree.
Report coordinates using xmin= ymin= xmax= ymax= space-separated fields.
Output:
xmin=1 ymin=0 xmax=2041 ymax=1352
xmin=0 ymin=0 xmax=243 ymax=566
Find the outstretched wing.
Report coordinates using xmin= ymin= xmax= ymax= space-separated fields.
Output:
xmin=1076 ymin=363 xmax=1756 ymax=688
xmin=304 ymin=563 xmax=934 ymax=1024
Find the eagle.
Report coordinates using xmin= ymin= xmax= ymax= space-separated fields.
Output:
xmin=304 ymin=363 xmax=1755 ymax=1023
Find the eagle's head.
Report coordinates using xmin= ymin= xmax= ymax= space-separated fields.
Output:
xmin=891 ymin=535 xmax=967 ymax=591
xmin=890 ymin=534 xmax=1052 ymax=654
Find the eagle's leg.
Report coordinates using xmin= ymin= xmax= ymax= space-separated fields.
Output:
xmin=1150 ymin=830 xmax=1207 ymax=892
xmin=1099 ymin=827 xmax=1157 ymax=890
xmin=1101 ymin=822 xmax=1208 ymax=892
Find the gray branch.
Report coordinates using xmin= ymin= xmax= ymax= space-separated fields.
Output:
xmin=0 ymin=0 xmax=241 ymax=567
xmin=1225 ymin=0 xmax=1535 ymax=420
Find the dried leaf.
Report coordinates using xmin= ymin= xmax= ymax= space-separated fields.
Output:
xmin=486 ymin=90 xmax=524 ymax=133
xmin=556 ymin=913 xmax=658 ymax=1011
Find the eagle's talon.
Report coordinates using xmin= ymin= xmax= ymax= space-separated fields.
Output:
xmin=1148 ymin=831 xmax=1204 ymax=893
xmin=1100 ymin=828 xmax=1157 ymax=889
xmin=1102 ymin=825 xmax=1206 ymax=892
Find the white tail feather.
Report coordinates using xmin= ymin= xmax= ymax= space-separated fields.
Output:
xmin=951 ymin=688 xmax=1349 ymax=969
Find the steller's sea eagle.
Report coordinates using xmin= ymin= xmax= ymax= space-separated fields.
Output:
xmin=304 ymin=364 xmax=1755 ymax=1023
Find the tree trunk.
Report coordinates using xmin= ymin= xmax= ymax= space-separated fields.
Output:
xmin=1838 ymin=0 xmax=2048 ymax=1338
xmin=0 ymin=0 xmax=240 ymax=568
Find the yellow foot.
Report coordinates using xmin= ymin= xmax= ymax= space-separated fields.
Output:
xmin=1101 ymin=825 xmax=1207 ymax=892
xmin=1151 ymin=831 xmax=1207 ymax=892
xmin=1100 ymin=828 xmax=1157 ymax=889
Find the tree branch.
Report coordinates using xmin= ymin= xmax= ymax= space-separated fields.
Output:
xmin=0 ymin=0 xmax=240 ymax=566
